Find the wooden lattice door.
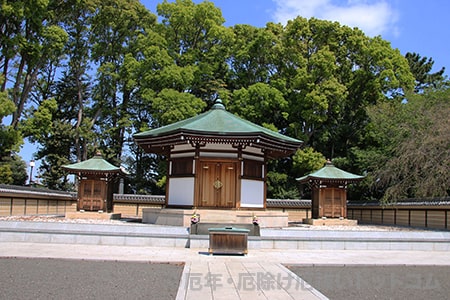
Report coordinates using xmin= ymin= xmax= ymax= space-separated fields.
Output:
xmin=322 ymin=188 xmax=344 ymax=218
xmin=79 ymin=180 xmax=106 ymax=211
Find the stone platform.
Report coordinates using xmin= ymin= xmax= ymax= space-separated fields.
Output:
xmin=142 ymin=208 xmax=288 ymax=228
xmin=65 ymin=211 xmax=122 ymax=220
xmin=303 ymin=218 xmax=358 ymax=226
xmin=2 ymin=220 xmax=450 ymax=251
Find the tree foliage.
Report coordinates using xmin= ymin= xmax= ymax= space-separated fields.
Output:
xmin=366 ymin=89 xmax=450 ymax=202
xmin=0 ymin=75 xmax=25 ymax=184
xmin=405 ymin=52 xmax=445 ymax=93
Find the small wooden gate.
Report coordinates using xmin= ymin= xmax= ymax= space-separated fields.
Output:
xmin=79 ymin=179 xmax=106 ymax=211
xmin=321 ymin=188 xmax=346 ymax=218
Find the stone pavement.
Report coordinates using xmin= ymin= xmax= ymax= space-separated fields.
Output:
xmin=2 ymin=242 xmax=450 ymax=300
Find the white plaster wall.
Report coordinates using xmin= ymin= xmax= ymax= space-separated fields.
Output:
xmin=240 ymin=179 xmax=264 ymax=208
xmin=200 ymin=152 xmax=237 ymax=158
xmin=168 ymin=177 xmax=194 ymax=206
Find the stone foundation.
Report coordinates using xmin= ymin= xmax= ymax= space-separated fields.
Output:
xmin=142 ymin=208 xmax=288 ymax=228
xmin=303 ymin=218 xmax=358 ymax=226
xmin=65 ymin=211 xmax=121 ymax=220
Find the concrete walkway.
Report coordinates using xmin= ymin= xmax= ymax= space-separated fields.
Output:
xmin=1 ymin=221 xmax=450 ymax=299
xmin=2 ymin=242 xmax=450 ymax=299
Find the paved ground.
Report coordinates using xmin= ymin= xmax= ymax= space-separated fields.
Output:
xmin=1 ymin=217 xmax=449 ymax=299
xmin=0 ymin=257 xmax=183 ymax=300
xmin=2 ymin=242 xmax=450 ymax=299
xmin=287 ymin=265 xmax=450 ymax=300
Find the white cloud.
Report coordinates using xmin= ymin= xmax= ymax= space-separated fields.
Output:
xmin=272 ymin=0 xmax=399 ymax=37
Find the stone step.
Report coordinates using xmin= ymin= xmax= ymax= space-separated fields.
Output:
xmin=195 ymin=210 xmax=253 ymax=223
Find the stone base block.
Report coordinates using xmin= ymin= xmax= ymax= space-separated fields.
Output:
xmin=302 ymin=218 xmax=358 ymax=226
xmin=65 ymin=211 xmax=121 ymax=220
xmin=142 ymin=208 xmax=194 ymax=227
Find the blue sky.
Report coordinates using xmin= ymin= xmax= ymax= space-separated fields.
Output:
xmin=20 ymin=0 xmax=450 ymax=181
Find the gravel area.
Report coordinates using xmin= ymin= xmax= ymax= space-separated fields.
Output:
xmin=0 ymin=215 xmax=431 ymax=231
xmin=287 ymin=265 xmax=450 ymax=300
xmin=0 ymin=257 xmax=183 ymax=300
xmin=0 ymin=215 xmax=143 ymax=225
xmin=285 ymin=224 xmax=428 ymax=231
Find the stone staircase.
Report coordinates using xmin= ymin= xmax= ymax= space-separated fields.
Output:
xmin=195 ymin=209 xmax=288 ymax=228
xmin=195 ymin=209 xmax=250 ymax=223
xmin=142 ymin=208 xmax=289 ymax=227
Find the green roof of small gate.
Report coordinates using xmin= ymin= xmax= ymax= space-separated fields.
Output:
xmin=63 ymin=153 xmax=125 ymax=174
xmin=133 ymin=100 xmax=302 ymax=156
xmin=297 ymin=161 xmax=364 ymax=183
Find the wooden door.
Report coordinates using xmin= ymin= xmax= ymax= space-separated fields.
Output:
xmin=79 ymin=180 xmax=105 ymax=211
xmin=322 ymin=188 xmax=343 ymax=218
xmin=219 ymin=162 xmax=237 ymax=207
xmin=199 ymin=161 xmax=237 ymax=208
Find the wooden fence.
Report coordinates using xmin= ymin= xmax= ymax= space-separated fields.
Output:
xmin=1 ymin=184 xmax=449 ymax=230
xmin=347 ymin=198 xmax=450 ymax=230
xmin=0 ymin=184 xmax=77 ymax=216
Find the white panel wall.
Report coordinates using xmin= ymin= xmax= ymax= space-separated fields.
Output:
xmin=240 ymin=179 xmax=264 ymax=208
xmin=168 ymin=177 xmax=195 ymax=206
xmin=200 ymin=152 xmax=237 ymax=158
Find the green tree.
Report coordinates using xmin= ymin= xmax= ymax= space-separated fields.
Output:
xmin=366 ymin=88 xmax=450 ymax=202
xmin=280 ymin=18 xmax=414 ymax=159
xmin=22 ymin=0 xmax=98 ymax=190
xmin=90 ymin=0 xmax=157 ymax=165
xmin=123 ymin=0 xmax=233 ymax=194
xmin=0 ymin=0 xmax=67 ymax=129
xmin=228 ymin=23 xmax=284 ymax=90
xmin=21 ymin=98 xmax=73 ymax=189
xmin=292 ymin=147 xmax=326 ymax=177
xmin=156 ymin=0 xmax=233 ymax=102
xmin=1 ymin=0 xmax=68 ymax=187
xmin=226 ymin=17 xmax=414 ymax=198
xmin=405 ymin=52 xmax=445 ymax=93
xmin=56 ymin=0 xmax=97 ymax=163
xmin=229 ymin=83 xmax=288 ymax=126
xmin=0 ymin=154 xmax=26 ymax=185
xmin=0 ymin=75 xmax=26 ymax=184
xmin=153 ymin=89 xmax=206 ymax=125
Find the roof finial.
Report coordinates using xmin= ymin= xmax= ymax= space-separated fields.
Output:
xmin=212 ymin=99 xmax=225 ymax=110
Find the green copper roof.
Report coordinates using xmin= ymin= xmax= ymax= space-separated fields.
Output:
xmin=63 ymin=154 xmax=124 ymax=174
xmin=297 ymin=161 xmax=364 ymax=183
xmin=134 ymin=100 xmax=302 ymax=157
